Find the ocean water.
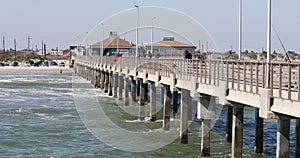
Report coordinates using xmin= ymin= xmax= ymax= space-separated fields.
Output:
xmin=0 ymin=72 xmax=296 ymax=157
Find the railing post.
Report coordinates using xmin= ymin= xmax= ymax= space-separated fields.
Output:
xmin=256 ymin=63 xmax=259 ymax=94
xmin=243 ymin=62 xmax=246 ymax=92
xmin=279 ymin=64 xmax=282 ymax=98
xmin=298 ymin=65 xmax=300 ymax=101
xmin=250 ymin=63 xmax=253 ymax=93
xmin=288 ymin=65 xmax=292 ymax=100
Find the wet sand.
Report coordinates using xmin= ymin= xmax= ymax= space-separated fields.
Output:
xmin=0 ymin=66 xmax=74 ymax=73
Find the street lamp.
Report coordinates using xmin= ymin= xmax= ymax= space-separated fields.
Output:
xmin=101 ymin=23 xmax=104 ymax=56
xmin=238 ymin=0 xmax=243 ymax=60
xmin=151 ymin=17 xmax=156 ymax=57
xmin=134 ymin=5 xmax=139 ymax=61
xmin=266 ymin=0 xmax=271 ymax=88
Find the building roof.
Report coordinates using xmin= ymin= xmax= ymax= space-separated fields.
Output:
xmin=91 ymin=38 xmax=134 ymax=48
xmin=145 ymin=37 xmax=196 ymax=48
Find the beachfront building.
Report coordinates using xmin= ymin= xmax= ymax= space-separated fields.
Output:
xmin=145 ymin=37 xmax=196 ymax=58
xmin=90 ymin=32 xmax=134 ymax=56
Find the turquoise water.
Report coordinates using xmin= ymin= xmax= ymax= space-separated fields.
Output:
xmin=0 ymin=72 xmax=296 ymax=157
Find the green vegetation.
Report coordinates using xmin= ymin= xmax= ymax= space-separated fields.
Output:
xmin=0 ymin=51 xmax=69 ymax=62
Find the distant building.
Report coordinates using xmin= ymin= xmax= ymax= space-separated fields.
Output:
xmin=36 ymin=50 xmax=64 ymax=56
xmin=145 ymin=37 xmax=196 ymax=57
xmin=90 ymin=32 xmax=134 ymax=56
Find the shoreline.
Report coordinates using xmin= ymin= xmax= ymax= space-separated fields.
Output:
xmin=0 ymin=66 xmax=74 ymax=73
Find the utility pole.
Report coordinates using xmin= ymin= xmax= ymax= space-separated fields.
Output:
xmin=27 ymin=36 xmax=32 ymax=52
xmin=44 ymin=43 xmax=46 ymax=57
xmin=14 ymin=38 xmax=17 ymax=61
xmin=2 ymin=36 xmax=5 ymax=52
xmin=41 ymin=41 xmax=43 ymax=55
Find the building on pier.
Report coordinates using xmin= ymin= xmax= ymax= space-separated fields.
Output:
xmin=145 ymin=37 xmax=196 ymax=58
xmin=90 ymin=32 xmax=135 ymax=56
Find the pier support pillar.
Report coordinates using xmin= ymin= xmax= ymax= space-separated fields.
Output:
xmin=276 ymin=116 xmax=290 ymax=158
xmin=101 ymin=71 xmax=105 ymax=89
xmin=163 ymin=84 xmax=171 ymax=130
xmin=124 ymin=77 xmax=129 ymax=106
xmin=118 ymin=75 xmax=123 ymax=100
xmin=172 ymin=90 xmax=178 ymax=119
xmin=201 ymin=119 xmax=211 ymax=156
xmin=226 ymin=106 xmax=233 ymax=143
xmin=254 ymin=108 xmax=264 ymax=154
xmin=104 ymin=72 xmax=109 ymax=93
xmin=149 ymin=82 xmax=156 ymax=122
xmin=296 ymin=119 xmax=300 ymax=158
xmin=160 ymin=87 xmax=165 ymax=105
xmin=137 ymin=80 xmax=140 ymax=97
xmin=232 ymin=104 xmax=244 ymax=158
xmin=180 ymin=89 xmax=190 ymax=144
xmin=108 ymin=72 xmax=113 ymax=96
xmin=130 ymin=76 xmax=136 ymax=102
xmin=139 ymin=79 xmax=147 ymax=121
xmin=198 ymin=94 xmax=216 ymax=156
xmin=113 ymin=73 xmax=118 ymax=98
xmin=96 ymin=70 xmax=101 ymax=88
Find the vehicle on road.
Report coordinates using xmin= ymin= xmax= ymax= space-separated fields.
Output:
xmin=59 ymin=62 xmax=65 ymax=67
xmin=12 ymin=61 xmax=19 ymax=67
xmin=24 ymin=61 xmax=31 ymax=67
xmin=50 ymin=61 xmax=58 ymax=66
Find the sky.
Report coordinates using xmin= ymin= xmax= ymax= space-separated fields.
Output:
xmin=0 ymin=0 xmax=299 ymax=53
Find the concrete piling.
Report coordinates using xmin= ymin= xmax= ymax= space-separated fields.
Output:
xmin=113 ymin=73 xmax=118 ymax=98
xmin=108 ymin=72 xmax=113 ymax=96
xmin=172 ymin=90 xmax=178 ymax=119
xmin=226 ymin=106 xmax=233 ymax=143
xmin=124 ymin=77 xmax=129 ymax=106
xmin=139 ymin=79 xmax=147 ymax=121
xmin=130 ymin=76 xmax=136 ymax=102
xmin=104 ymin=72 xmax=109 ymax=93
xmin=276 ymin=116 xmax=290 ymax=158
xmin=180 ymin=88 xmax=190 ymax=144
xmin=296 ymin=119 xmax=300 ymax=158
xmin=232 ymin=104 xmax=244 ymax=158
xmin=254 ymin=108 xmax=264 ymax=154
xmin=118 ymin=75 xmax=123 ymax=100
xmin=163 ymin=85 xmax=171 ymax=131
xmin=150 ymin=82 xmax=156 ymax=122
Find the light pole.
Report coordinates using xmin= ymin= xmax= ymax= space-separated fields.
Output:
xmin=101 ymin=23 xmax=104 ymax=56
xmin=134 ymin=5 xmax=139 ymax=61
xmin=266 ymin=0 xmax=271 ymax=88
xmin=238 ymin=0 xmax=243 ymax=60
xmin=151 ymin=17 xmax=156 ymax=57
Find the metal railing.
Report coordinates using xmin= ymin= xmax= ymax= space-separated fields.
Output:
xmin=75 ymin=56 xmax=300 ymax=101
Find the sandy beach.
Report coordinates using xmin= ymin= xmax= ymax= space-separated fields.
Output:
xmin=0 ymin=66 xmax=74 ymax=73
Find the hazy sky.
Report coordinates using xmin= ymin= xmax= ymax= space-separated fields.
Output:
xmin=0 ymin=0 xmax=299 ymax=53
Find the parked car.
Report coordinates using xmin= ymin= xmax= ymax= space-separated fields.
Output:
xmin=12 ymin=61 xmax=19 ymax=67
xmin=59 ymin=62 xmax=65 ymax=67
xmin=0 ymin=62 xmax=5 ymax=67
xmin=2 ymin=61 xmax=9 ymax=66
xmin=50 ymin=61 xmax=58 ymax=66
xmin=24 ymin=61 xmax=31 ymax=67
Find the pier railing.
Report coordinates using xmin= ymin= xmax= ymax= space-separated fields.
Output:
xmin=76 ymin=56 xmax=300 ymax=102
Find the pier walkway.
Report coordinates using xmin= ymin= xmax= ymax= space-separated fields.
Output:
xmin=74 ymin=56 xmax=300 ymax=158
